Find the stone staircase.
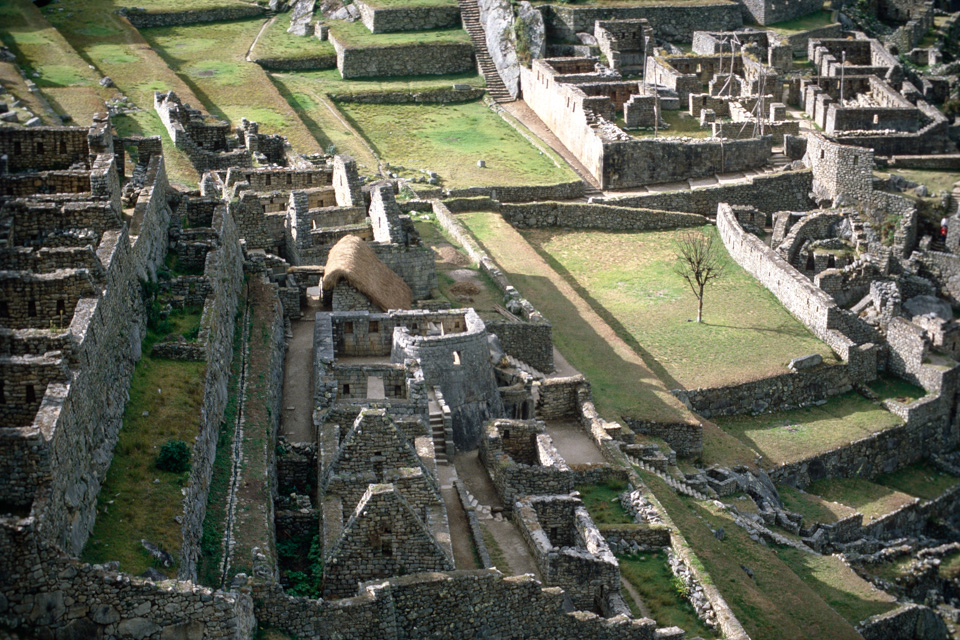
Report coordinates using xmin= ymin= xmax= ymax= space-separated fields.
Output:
xmin=430 ymin=410 xmax=448 ymax=463
xmin=629 ymin=456 xmax=710 ymax=501
xmin=458 ymin=0 xmax=514 ymax=103
xmin=504 ymin=354 xmax=546 ymax=381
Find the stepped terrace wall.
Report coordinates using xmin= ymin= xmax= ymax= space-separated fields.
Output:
xmin=568 ymin=170 xmax=815 ymax=214
xmin=355 ymin=0 xmax=461 ymax=33
xmin=0 ymin=126 xmax=90 ymax=173
xmin=501 ymin=201 xmax=706 ymax=230
xmin=330 ymin=36 xmax=476 ymax=79
xmin=119 ymin=3 xmax=266 ymax=28
xmin=538 ymin=3 xmax=742 ymax=43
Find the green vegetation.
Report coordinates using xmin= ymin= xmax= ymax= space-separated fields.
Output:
xmin=807 ymin=478 xmax=916 ymax=521
xmin=362 ymin=0 xmax=457 ymax=7
xmin=278 ymin=533 xmax=323 ymax=597
xmin=768 ymin=10 xmax=837 ymax=35
xmin=81 ymin=300 xmax=207 ymax=577
xmin=618 ymin=550 xmax=718 ymax=638
xmin=252 ymin=13 xmax=336 ymax=63
xmin=779 ymin=485 xmax=857 ymax=525
xmin=576 ymin=479 xmax=632 ymax=525
xmin=156 ymin=440 xmax=191 ymax=473
xmin=457 ymin=211 xmax=693 ymax=425
xmin=480 ymin=524 xmax=513 ymax=574
xmin=777 ymin=547 xmax=897 ymax=624
xmin=524 ymin=226 xmax=835 ymax=390
xmin=886 ymin=169 xmax=960 ymax=195
xmin=716 ymin=392 xmax=903 ymax=466
xmin=631 ymin=110 xmax=714 ymax=139
xmin=141 ymin=18 xmax=322 ymax=153
xmin=640 ymin=471 xmax=863 ymax=640
xmin=873 ymin=460 xmax=959 ymax=501
xmin=337 ymin=100 xmax=575 ymax=187
xmin=114 ymin=0 xmax=260 ymax=10
xmin=328 ymin=21 xmax=470 ymax=48
xmin=940 ymin=551 xmax=960 ymax=580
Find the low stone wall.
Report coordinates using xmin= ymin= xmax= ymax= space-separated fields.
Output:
xmin=598 ymin=523 xmax=671 ymax=548
xmin=885 ymin=154 xmax=960 ymax=170
xmin=501 ymin=201 xmax=707 ymax=231
xmin=331 ymin=35 xmax=476 ymax=78
xmin=537 ymin=376 xmax=583 ymax=421
xmin=252 ymin=569 xmax=662 ymax=638
xmin=120 ymin=3 xmax=265 ymax=27
xmin=444 ymin=180 xmax=586 ymax=203
xmin=486 ymin=318 xmax=553 ymax=374
xmin=672 ymin=363 xmax=852 ymax=419
xmin=770 ymin=405 xmax=957 ymax=488
xmin=596 ymin=170 xmax=813 ymax=215
xmin=330 ymin=87 xmax=486 ymax=104
xmin=253 ymin=54 xmax=338 ymax=72
xmin=355 ymin=0 xmax=461 ymax=32
xmin=0 ymin=516 xmax=255 ymax=638
xmin=784 ymin=23 xmax=842 ymax=55
xmin=857 ymin=603 xmax=948 ymax=640
xmin=624 ymin=418 xmax=702 ymax=458
xmin=540 ymin=2 xmax=742 ymax=43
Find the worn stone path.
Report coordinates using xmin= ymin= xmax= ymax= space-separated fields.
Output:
xmin=280 ymin=318 xmax=315 ymax=443
xmin=437 ymin=463 xmax=478 ymax=570
xmin=545 ymin=420 xmax=606 ymax=465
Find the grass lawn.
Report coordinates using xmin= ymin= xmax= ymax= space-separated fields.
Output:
xmin=867 ymin=374 xmax=926 ymax=403
xmin=457 ymin=211 xmax=694 ymax=425
xmin=768 ymin=9 xmax=837 ymax=35
xmin=779 ymin=484 xmax=857 ymax=524
xmin=777 ymin=547 xmax=897 ymax=625
xmin=40 ymin=0 xmax=202 ymax=185
xmin=0 ymin=0 xmax=111 ymax=124
xmin=81 ymin=314 xmax=207 ymax=577
xmin=716 ymin=392 xmax=902 ymax=466
xmin=618 ymin=550 xmax=718 ymax=638
xmin=523 ymin=226 xmax=836 ymax=390
xmin=252 ymin=13 xmax=337 ymax=63
xmin=873 ymin=460 xmax=959 ymax=501
xmin=0 ymin=60 xmax=56 ymax=125
xmin=641 ymin=471 xmax=863 ymax=640
xmin=337 ymin=100 xmax=575 ymax=187
xmin=886 ymin=169 xmax=960 ymax=194
xmin=141 ymin=18 xmax=322 ymax=154
xmin=362 ymin=0 xmax=457 ymax=7
xmin=631 ymin=110 xmax=714 ymax=139
xmin=113 ymin=0 xmax=260 ymax=10
xmin=807 ymin=478 xmax=916 ymax=522
xmin=328 ymin=21 xmax=470 ymax=48
xmin=480 ymin=523 xmax=513 ymax=575
xmin=577 ymin=480 xmax=632 ymax=525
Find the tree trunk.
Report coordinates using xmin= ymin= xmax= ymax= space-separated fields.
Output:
xmin=697 ymin=286 xmax=704 ymax=323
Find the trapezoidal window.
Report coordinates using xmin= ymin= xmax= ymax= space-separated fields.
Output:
xmin=286 ymin=173 xmax=292 ymax=185
xmin=36 ymin=142 xmax=44 ymax=155
xmin=27 ymin=300 xmax=37 ymax=317
xmin=25 ymin=385 xmax=36 ymax=404
xmin=369 ymin=321 xmax=380 ymax=333
xmin=342 ymin=383 xmax=351 ymax=395
xmin=265 ymin=175 xmax=272 ymax=186
xmin=344 ymin=321 xmax=354 ymax=334
xmin=452 ymin=351 xmax=462 ymax=366
xmin=59 ymin=140 xmax=67 ymax=154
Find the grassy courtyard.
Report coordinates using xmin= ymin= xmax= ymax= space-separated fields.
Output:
xmin=523 ymin=226 xmax=836 ymax=390
xmin=767 ymin=10 xmax=837 ymax=35
xmin=81 ymin=314 xmax=207 ymax=577
xmin=716 ymin=392 xmax=903 ymax=466
xmin=252 ymin=13 xmax=337 ymax=64
xmin=141 ymin=18 xmax=322 ymax=153
xmin=806 ymin=478 xmax=916 ymax=522
xmin=779 ymin=484 xmax=857 ymax=525
xmin=337 ymin=100 xmax=576 ymax=187
xmin=327 ymin=21 xmax=470 ymax=48
xmin=873 ymin=460 xmax=959 ymax=500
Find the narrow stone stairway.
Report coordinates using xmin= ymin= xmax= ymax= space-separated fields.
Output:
xmin=458 ymin=0 xmax=514 ymax=103
xmin=430 ymin=409 xmax=448 ymax=463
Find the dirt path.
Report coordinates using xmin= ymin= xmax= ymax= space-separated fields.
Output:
xmin=459 ymin=212 xmax=695 ymax=426
xmin=482 ymin=519 xmax=541 ymax=579
xmin=545 ymin=420 xmax=606 ymax=465
xmin=280 ymin=318 xmax=315 ymax=443
xmin=246 ymin=16 xmax=275 ymax=62
xmin=436 ymin=463 xmax=478 ymax=570
xmin=620 ymin=577 xmax=653 ymax=619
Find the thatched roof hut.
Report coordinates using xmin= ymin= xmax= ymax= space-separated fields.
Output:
xmin=322 ymin=235 xmax=413 ymax=311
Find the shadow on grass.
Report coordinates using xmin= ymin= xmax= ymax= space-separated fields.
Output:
xmin=268 ymin=72 xmax=337 ymax=150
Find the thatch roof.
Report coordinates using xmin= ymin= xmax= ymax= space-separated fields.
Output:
xmin=322 ymin=235 xmax=413 ymax=311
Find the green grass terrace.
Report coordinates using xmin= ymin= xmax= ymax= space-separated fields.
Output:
xmin=336 ymin=99 xmax=576 ymax=187
xmin=360 ymin=0 xmax=459 ymax=8
xmin=716 ymin=391 xmax=903 ymax=467
xmin=767 ymin=9 xmax=837 ymax=35
xmin=252 ymin=12 xmax=337 ymax=63
xmin=804 ymin=477 xmax=916 ymax=522
xmin=522 ymin=226 xmax=836 ymax=390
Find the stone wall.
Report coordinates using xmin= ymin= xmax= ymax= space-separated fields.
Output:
xmin=673 ymin=363 xmax=853 ymax=418
xmin=178 ymin=206 xmax=245 ymax=580
xmin=330 ymin=87 xmax=486 ymax=104
xmin=330 ymin=36 xmax=476 ymax=79
xmin=539 ymin=3 xmax=742 ymax=43
xmin=624 ymin=418 xmax=703 ymax=458
xmin=858 ymin=604 xmax=948 ymax=640
xmin=443 ymin=181 xmax=586 ymax=203
xmin=737 ymin=0 xmax=823 ymax=25
xmin=0 ymin=126 xmax=89 ymax=173
xmin=0 ymin=516 xmax=255 ymax=639
xmin=253 ymin=54 xmax=338 ymax=72
xmin=120 ymin=3 xmax=266 ymax=27
xmin=355 ymin=0 xmax=461 ymax=32
xmin=501 ymin=201 xmax=707 ymax=230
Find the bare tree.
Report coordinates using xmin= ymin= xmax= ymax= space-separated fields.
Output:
xmin=674 ymin=231 xmax=727 ymax=323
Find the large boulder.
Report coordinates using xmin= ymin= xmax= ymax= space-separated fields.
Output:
xmin=479 ymin=0 xmax=520 ymax=98
xmin=516 ymin=2 xmax=545 ymax=61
